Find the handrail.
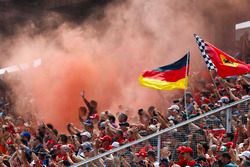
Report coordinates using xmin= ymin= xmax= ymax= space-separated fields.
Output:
xmin=71 ymin=97 xmax=250 ymax=166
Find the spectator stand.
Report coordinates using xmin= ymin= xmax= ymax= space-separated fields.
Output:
xmin=71 ymin=97 xmax=250 ymax=167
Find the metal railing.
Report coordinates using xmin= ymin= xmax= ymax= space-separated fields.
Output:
xmin=72 ymin=97 xmax=250 ymax=167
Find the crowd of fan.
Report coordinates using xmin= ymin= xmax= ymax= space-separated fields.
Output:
xmin=0 ymin=74 xmax=250 ymax=167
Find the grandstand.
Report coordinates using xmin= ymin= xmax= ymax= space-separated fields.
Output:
xmin=0 ymin=1 xmax=249 ymax=167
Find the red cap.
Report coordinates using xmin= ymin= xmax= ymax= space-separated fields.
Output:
xmin=135 ymin=151 xmax=147 ymax=158
xmin=225 ymin=142 xmax=234 ymax=148
xmin=203 ymin=98 xmax=210 ymax=104
xmin=183 ymin=147 xmax=193 ymax=153
xmin=100 ymin=135 xmax=112 ymax=142
xmin=46 ymin=140 xmax=56 ymax=145
xmin=176 ymin=146 xmax=187 ymax=152
xmin=90 ymin=114 xmax=99 ymax=120
xmin=53 ymin=144 xmax=62 ymax=150
xmin=6 ymin=139 xmax=13 ymax=145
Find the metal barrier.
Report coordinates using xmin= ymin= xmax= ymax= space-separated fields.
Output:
xmin=71 ymin=97 xmax=250 ymax=167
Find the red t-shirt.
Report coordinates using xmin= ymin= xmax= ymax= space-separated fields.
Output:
xmin=176 ymin=159 xmax=188 ymax=167
xmin=104 ymin=145 xmax=113 ymax=151
xmin=117 ymin=138 xmax=125 ymax=145
xmin=177 ymin=159 xmax=196 ymax=167
xmin=56 ymin=154 xmax=67 ymax=161
xmin=187 ymin=160 xmax=196 ymax=167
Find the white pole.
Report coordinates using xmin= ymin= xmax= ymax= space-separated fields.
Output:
xmin=226 ymin=107 xmax=232 ymax=133
xmin=157 ymin=135 xmax=161 ymax=161
xmin=184 ymin=52 xmax=190 ymax=120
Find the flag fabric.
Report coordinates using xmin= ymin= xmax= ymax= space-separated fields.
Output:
xmin=205 ymin=42 xmax=250 ymax=77
xmin=194 ymin=34 xmax=250 ymax=77
xmin=194 ymin=34 xmax=217 ymax=71
xmin=139 ymin=53 xmax=190 ymax=90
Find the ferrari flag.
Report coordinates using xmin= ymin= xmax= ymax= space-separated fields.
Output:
xmin=139 ymin=53 xmax=190 ymax=90
xmin=194 ymin=34 xmax=250 ymax=78
xmin=206 ymin=42 xmax=250 ymax=78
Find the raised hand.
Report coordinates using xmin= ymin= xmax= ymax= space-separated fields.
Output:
xmin=80 ymin=91 xmax=85 ymax=98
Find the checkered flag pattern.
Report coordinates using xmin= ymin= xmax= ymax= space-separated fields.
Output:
xmin=194 ymin=34 xmax=217 ymax=71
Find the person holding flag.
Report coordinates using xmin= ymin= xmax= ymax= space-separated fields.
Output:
xmin=139 ymin=52 xmax=190 ymax=119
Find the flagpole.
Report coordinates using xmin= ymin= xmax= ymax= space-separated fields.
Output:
xmin=184 ymin=52 xmax=190 ymax=120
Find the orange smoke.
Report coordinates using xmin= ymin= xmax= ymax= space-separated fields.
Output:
xmin=2 ymin=0 xmax=250 ymax=132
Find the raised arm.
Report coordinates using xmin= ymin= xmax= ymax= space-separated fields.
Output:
xmin=80 ymin=91 xmax=92 ymax=111
xmin=67 ymin=123 xmax=81 ymax=135
xmin=226 ymin=87 xmax=240 ymax=101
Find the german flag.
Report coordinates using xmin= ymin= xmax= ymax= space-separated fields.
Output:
xmin=139 ymin=53 xmax=190 ymax=90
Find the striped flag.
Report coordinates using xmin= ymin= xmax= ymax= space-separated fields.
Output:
xmin=139 ymin=53 xmax=190 ymax=90
xmin=194 ymin=34 xmax=217 ymax=71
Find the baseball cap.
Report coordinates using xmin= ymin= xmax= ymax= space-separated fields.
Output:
xmin=168 ymin=105 xmax=180 ymax=111
xmin=135 ymin=150 xmax=147 ymax=158
xmin=210 ymin=145 xmax=217 ymax=151
xmin=80 ymin=131 xmax=92 ymax=139
xmin=183 ymin=147 xmax=193 ymax=153
xmin=119 ymin=122 xmax=129 ymax=127
xmin=89 ymin=114 xmax=99 ymax=120
xmin=81 ymin=142 xmax=93 ymax=151
xmin=83 ymin=120 xmax=93 ymax=126
xmin=219 ymin=146 xmax=227 ymax=153
xmin=176 ymin=146 xmax=186 ymax=152
xmin=6 ymin=139 xmax=13 ymax=145
xmin=61 ymin=145 xmax=71 ymax=152
xmin=238 ymin=143 xmax=244 ymax=149
xmin=185 ymin=92 xmax=193 ymax=98
xmin=239 ymin=151 xmax=250 ymax=159
xmin=218 ymin=96 xmax=229 ymax=103
xmin=100 ymin=135 xmax=112 ymax=142
xmin=111 ymin=142 xmax=120 ymax=148
xmin=225 ymin=142 xmax=234 ymax=149
xmin=53 ymin=144 xmax=62 ymax=150
xmin=99 ymin=121 xmax=106 ymax=129
xmin=20 ymin=131 xmax=31 ymax=139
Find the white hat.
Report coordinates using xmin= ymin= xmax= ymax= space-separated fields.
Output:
xmin=111 ymin=142 xmax=120 ymax=148
xmin=210 ymin=145 xmax=217 ymax=151
xmin=238 ymin=143 xmax=244 ymax=149
xmin=239 ymin=151 xmax=250 ymax=159
xmin=80 ymin=131 xmax=91 ymax=138
xmin=218 ymin=96 xmax=229 ymax=103
xmin=168 ymin=105 xmax=180 ymax=111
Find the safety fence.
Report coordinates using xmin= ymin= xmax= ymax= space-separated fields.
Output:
xmin=71 ymin=97 xmax=250 ymax=167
